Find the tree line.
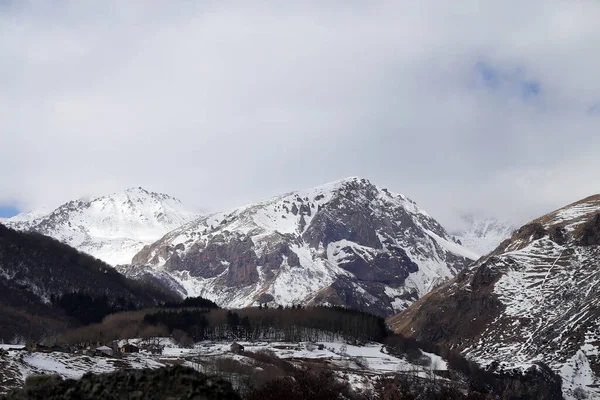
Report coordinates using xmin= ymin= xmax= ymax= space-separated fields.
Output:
xmin=143 ymin=306 xmax=388 ymax=343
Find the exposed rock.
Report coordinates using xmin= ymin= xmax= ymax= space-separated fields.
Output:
xmin=548 ymin=226 xmax=566 ymax=245
xmin=469 ymin=258 xmax=504 ymax=288
xmin=257 ymin=293 xmax=274 ymax=304
xmin=578 ymin=213 xmax=600 ymax=246
xmin=335 ymin=245 xmax=417 ymax=284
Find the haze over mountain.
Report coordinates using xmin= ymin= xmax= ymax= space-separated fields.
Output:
xmin=389 ymin=194 xmax=600 ymax=399
xmin=452 ymin=215 xmax=516 ymax=257
xmin=3 ymin=188 xmax=199 ymax=266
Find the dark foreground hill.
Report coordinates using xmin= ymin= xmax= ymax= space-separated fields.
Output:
xmin=1 ymin=366 xmax=239 ymax=400
xmin=0 ymin=224 xmax=180 ymax=341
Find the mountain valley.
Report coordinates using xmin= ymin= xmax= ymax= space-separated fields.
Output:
xmin=2 ymin=180 xmax=599 ymax=399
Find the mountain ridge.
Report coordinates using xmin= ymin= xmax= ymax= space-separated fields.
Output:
xmin=3 ymin=187 xmax=199 ymax=265
xmin=388 ymin=193 xmax=600 ymax=399
xmin=122 ymin=177 xmax=476 ymax=316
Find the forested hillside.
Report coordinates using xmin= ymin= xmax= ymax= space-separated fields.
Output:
xmin=0 ymin=224 xmax=180 ymax=341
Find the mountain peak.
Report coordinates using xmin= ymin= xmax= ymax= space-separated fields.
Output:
xmin=315 ymin=176 xmax=379 ymax=192
xmin=125 ymin=186 xmax=150 ymax=194
xmin=122 ymin=186 xmax=174 ymax=199
xmin=328 ymin=176 xmax=370 ymax=185
xmin=128 ymin=177 xmax=474 ymax=316
xmin=5 ymin=188 xmax=199 ymax=265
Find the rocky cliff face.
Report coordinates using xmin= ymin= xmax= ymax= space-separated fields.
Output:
xmin=388 ymin=194 xmax=600 ymax=399
xmin=3 ymin=187 xmax=198 ymax=265
xmin=124 ymin=177 xmax=476 ymax=316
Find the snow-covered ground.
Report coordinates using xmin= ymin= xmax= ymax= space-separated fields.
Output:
xmin=0 ymin=339 xmax=446 ymax=395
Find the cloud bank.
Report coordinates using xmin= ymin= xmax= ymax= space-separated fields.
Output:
xmin=1 ymin=1 xmax=599 ymax=229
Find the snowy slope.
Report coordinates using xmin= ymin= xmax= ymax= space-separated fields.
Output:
xmin=3 ymin=188 xmax=199 ymax=265
xmin=124 ymin=177 xmax=476 ymax=316
xmin=453 ymin=215 xmax=515 ymax=257
xmin=390 ymin=194 xmax=600 ymax=400
xmin=0 ymin=339 xmax=448 ymax=395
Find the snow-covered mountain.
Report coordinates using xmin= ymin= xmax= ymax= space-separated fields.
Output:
xmin=3 ymin=187 xmax=199 ymax=265
xmin=453 ymin=215 xmax=515 ymax=257
xmin=122 ymin=177 xmax=477 ymax=316
xmin=389 ymin=194 xmax=600 ymax=399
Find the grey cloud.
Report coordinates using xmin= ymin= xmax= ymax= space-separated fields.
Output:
xmin=1 ymin=1 xmax=600 ymax=230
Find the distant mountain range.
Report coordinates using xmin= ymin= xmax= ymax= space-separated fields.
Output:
xmin=3 ymin=177 xmax=477 ymax=316
xmin=123 ymin=177 xmax=476 ymax=316
xmin=389 ymin=194 xmax=600 ymax=399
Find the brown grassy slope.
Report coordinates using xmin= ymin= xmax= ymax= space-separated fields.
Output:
xmin=387 ymin=259 xmax=505 ymax=348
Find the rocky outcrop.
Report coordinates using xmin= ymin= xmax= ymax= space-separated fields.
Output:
xmin=578 ymin=213 xmax=600 ymax=246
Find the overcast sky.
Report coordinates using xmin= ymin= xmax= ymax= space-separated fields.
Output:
xmin=1 ymin=1 xmax=599 ymax=229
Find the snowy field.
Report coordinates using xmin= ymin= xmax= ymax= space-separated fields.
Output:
xmin=0 ymin=339 xmax=446 ymax=395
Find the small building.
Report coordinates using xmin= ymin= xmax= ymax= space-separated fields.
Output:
xmin=95 ymin=345 xmax=114 ymax=357
xmin=230 ymin=342 xmax=244 ymax=354
xmin=119 ymin=343 xmax=140 ymax=354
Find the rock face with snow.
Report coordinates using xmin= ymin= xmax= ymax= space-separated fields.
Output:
xmin=125 ymin=177 xmax=476 ymax=316
xmin=388 ymin=194 xmax=600 ymax=399
xmin=3 ymin=187 xmax=199 ymax=266
xmin=452 ymin=215 xmax=515 ymax=257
